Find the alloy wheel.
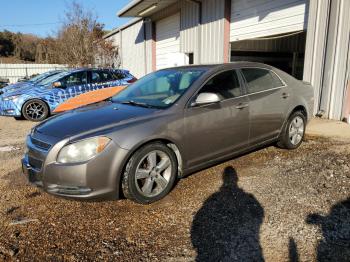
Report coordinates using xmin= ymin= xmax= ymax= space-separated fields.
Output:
xmin=134 ymin=150 xmax=172 ymax=198
xmin=25 ymin=102 xmax=45 ymax=120
xmin=289 ymin=116 xmax=304 ymax=145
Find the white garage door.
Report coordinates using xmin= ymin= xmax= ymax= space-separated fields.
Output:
xmin=156 ymin=13 xmax=187 ymax=70
xmin=230 ymin=0 xmax=309 ymax=42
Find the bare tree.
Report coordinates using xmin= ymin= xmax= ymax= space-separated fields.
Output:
xmin=94 ymin=39 xmax=119 ymax=67
xmin=54 ymin=1 xmax=115 ymax=67
xmin=36 ymin=37 xmax=59 ymax=63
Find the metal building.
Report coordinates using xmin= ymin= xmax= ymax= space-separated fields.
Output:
xmin=105 ymin=0 xmax=350 ymax=121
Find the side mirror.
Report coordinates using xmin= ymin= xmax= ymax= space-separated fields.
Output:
xmin=52 ymin=81 xmax=62 ymax=88
xmin=192 ymin=92 xmax=221 ymax=106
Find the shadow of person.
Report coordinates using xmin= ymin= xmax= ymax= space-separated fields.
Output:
xmin=307 ymin=198 xmax=350 ymax=262
xmin=191 ymin=166 xmax=264 ymax=261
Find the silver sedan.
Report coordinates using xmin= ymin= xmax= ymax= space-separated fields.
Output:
xmin=22 ymin=62 xmax=314 ymax=204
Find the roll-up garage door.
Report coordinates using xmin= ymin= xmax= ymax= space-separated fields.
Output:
xmin=230 ymin=0 xmax=308 ymax=42
xmin=156 ymin=13 xmax=186 ymax=70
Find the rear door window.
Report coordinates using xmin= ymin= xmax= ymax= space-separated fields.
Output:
xmin=101 ymin=71 xmax=113 ymax=82
xmin=241 ymin=68 xmax=284 ymax=94
xmin=198 ymin=70 xmax=241 ymax=100
xmin=91 ymin=71 xmax=102 ymax=83
xmin=112 ymin=71 xmax=127 ymax=80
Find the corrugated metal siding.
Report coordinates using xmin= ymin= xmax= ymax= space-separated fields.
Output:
xmin=230 ymin=0 xmax=309 ymax=41
xmin=180 ymin=0 xmax=199 ymax=54
xmin=200 ymin=0 xmax=225 ymax=64
xmin=149 ymin=0 xmax=204 ymax=64
xmin=156 ymin=13 xmax=183 ymax=69
xmin=231 ymin=31 xmax=306 ymax=52
xmin=105 ymin=0 xmax=227 ymax=76
xmin=121 ymin=20 xmax=146 ymax=78
xmin=322 ymin=0 xmax=350 ymax=119
xmin=303 ymin=0 xmax=330 ymax=115
xmin=304 ymin=0 xmax=350 ymax=120
xmin=144 ymin=21 xmax=153 ymax=74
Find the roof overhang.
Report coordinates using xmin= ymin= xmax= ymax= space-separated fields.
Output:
xmin=118 ymin=0 xmax=178 ymax=17
xmin=103 ymin=18 xmax=143 ymax=39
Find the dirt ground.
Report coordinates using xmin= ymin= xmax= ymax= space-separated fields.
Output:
xmin=0 ymin=117 xmax=349 ymax=261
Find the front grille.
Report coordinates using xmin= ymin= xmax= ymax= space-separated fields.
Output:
xmin=28 ymin=156 xmax=43 ymax=170
xmin=30 ymin=137 xmax=51 ymax=151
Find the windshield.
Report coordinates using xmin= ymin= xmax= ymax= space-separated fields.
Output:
xmin=112 ymin=69 xmax=205 ymax=108
xmin=29 ymin=71 xmax=59 ymax=83
xmin=38 ymin=71 xmax=70 ymax=86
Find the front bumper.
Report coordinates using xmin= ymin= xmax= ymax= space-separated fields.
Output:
xmin=22 ymin=134 xmax=130 ymax=200
xmin=0 ymin=98 xmax=22 ymax=116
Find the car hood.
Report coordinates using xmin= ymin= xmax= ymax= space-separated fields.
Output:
xmin=1 ymin=84 xmax=47 ymax=97
xmin=35 ymin=101 xmax=160 ymax=139
xmin=1 ymin=82 xmax=33 ymax=94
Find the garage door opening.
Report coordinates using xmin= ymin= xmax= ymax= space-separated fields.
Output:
xmin=230 ymin=31 xmax=307 ymax=80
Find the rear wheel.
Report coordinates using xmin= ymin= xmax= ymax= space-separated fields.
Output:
xmin=22 ymin=99 xmax=49 ymax=122
xmin=278 ymin=111 xmax=306 ymax=149
xmin=122 ymin=142 xmax=178 ymax=204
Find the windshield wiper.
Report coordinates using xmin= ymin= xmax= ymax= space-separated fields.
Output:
xmin=120 ymin=100 xmax=159 ymax=109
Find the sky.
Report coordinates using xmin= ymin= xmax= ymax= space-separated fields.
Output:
xmin=0 ymin=0 xmax=131 ymax=37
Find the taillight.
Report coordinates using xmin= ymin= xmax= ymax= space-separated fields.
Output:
xmin=127 ymin=77 xmax=137 ymax=83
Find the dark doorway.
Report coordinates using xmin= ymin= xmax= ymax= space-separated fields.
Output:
xmin=230 ymin=31 xmax=307 ymax=80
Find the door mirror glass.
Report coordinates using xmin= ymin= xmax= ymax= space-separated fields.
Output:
xmin=193 ymin=92 xmax=221 ymax=106
xmin=52 ymin=81 xmax=62 ymax=88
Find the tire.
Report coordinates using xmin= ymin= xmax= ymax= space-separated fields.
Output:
xmin=278 ymin=111 xmax=306 ymax=149
xmin=22 ymin=99 xmax=49 ymax=122
xmin=122 ymin=142 xmax=178 ymax=204
xmin=14 ymin=116 xmax=25 ymax=121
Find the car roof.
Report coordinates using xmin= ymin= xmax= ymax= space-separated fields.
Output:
xmin=162 ymin=62 xmax=274 ymax=72
xmin=68 ymin=68 xmax=130 ymax=73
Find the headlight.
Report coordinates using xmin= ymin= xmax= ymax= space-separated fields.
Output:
xmin=3 ymin=95 xmax=21 ymax=101
xmin=57 ymin=137 xmax=111 ymax=163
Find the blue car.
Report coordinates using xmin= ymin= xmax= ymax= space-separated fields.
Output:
xmin=0 ymin=68 xmax=136 ymax=121
xmin=0 ymin=70 xmax=64 ymax=95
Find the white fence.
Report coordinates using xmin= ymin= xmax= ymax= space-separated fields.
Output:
xmin=0 ymin=64 xmax=68 ymax=83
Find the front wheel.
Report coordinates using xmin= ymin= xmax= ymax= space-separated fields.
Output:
xmin=122 ymin=142 xmax=178 ymax=204
xmin=14 ymin=116 xmax=25 ymax=121
xmin=278 ymin=111 xmax=306 ymax=149
xmin=22 ymin=99 xmax=49 ymax=122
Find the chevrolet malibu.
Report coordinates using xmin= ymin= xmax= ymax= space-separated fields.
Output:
xmin=22 ymin=62 xmax=314 ymax=204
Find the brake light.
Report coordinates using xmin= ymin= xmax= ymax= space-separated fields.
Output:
xmin=127 ymin=77 xmax=137 ymax=83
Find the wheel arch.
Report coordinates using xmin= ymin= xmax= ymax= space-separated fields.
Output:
xmin=279 ymin=104 xmax=308 ymax=139
xmin=117 ymin=138 xmax=184 ymax=198
xmin=290 ymin=105 xmax=308 ymax=119
xmin=21 ymin=98 xmax=51 ymax=116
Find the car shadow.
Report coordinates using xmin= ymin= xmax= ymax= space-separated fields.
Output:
xmin=191 ymin=166 xmax=265 ymax=261
xmin=306 ymin=197 xmax=350 ymax=262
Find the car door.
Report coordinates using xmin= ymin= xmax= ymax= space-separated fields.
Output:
xmin=184 ymin=69 xmax=250 ymax=167
xmin=90 ymin=70 xmax=103 ymax=90
xmin=60 ymin=71 xmax=88 ymax=99
xmin=99 ymin=70 xmax=114 ymax=88
xmin=239 ymin=67 xmax=288 ymax=145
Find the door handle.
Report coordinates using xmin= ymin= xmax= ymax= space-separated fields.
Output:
xmin=282 ymin=93 xmax=290 ymax=99
xmin=235 ymin=103 xmax=249 ymax=109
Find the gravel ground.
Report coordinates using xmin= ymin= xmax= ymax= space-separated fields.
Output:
xmin=0 ymin=117 xmax=349 ymax=261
